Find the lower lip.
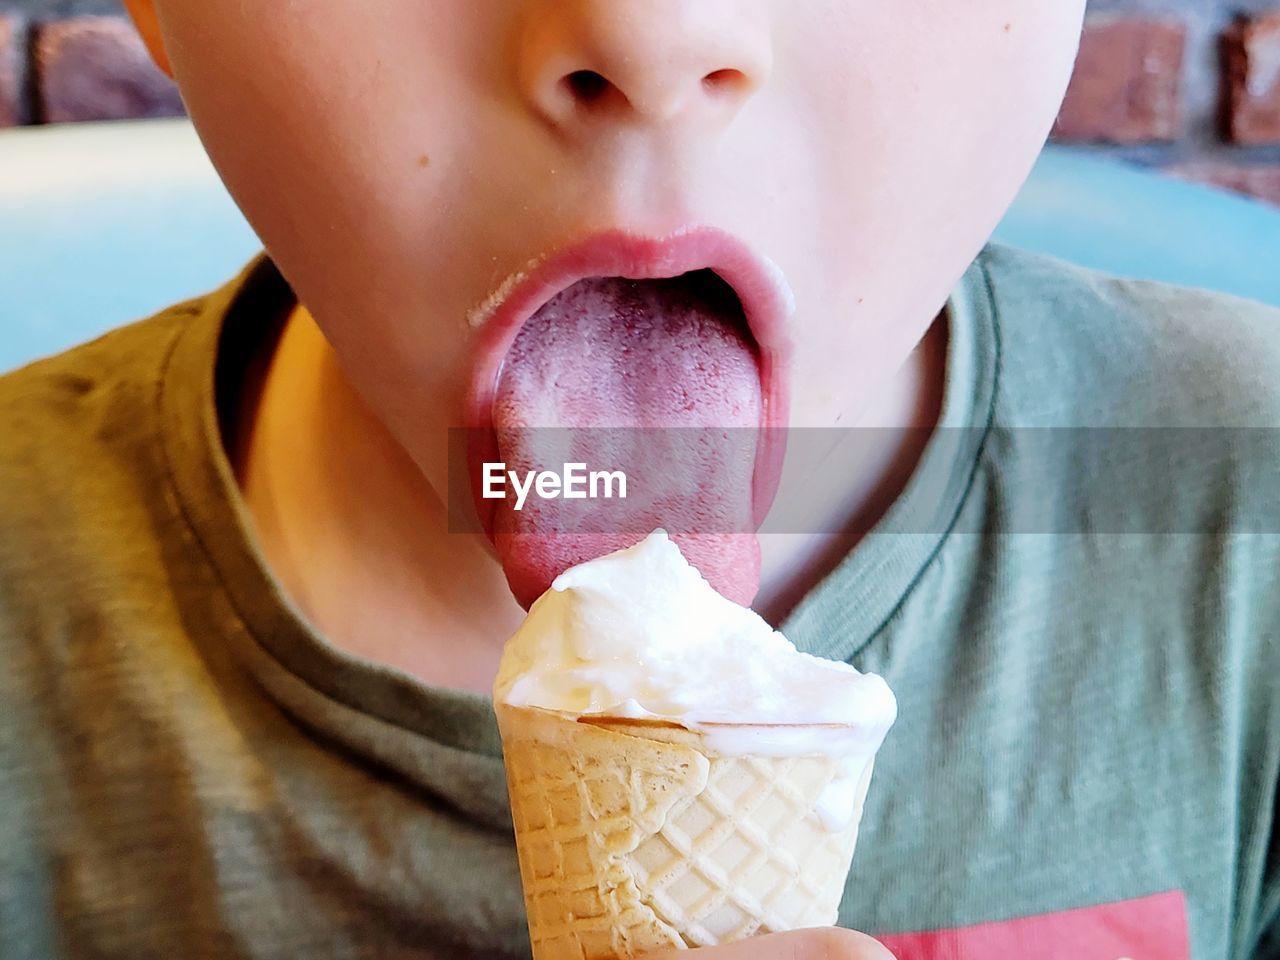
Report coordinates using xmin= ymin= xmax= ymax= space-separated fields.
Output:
xmin=464 ymin=228 xmax=794 ymax=537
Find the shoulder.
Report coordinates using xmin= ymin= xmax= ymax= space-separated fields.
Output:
xmin=975 ymin=244 xmax=1280 ymax=427
xmin=0 ymin=297 xmax=201 ymax=432
xmin=0 ymin=299 xmax=205 ymax=623
xmin=0 ymin=297 xmax=203 ymax=479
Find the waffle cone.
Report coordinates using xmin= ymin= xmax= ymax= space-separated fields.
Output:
xmin=497 ymin=703 xmax=874 ymax=959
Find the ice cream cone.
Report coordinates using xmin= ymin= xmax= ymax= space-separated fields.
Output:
xmin=497 ymin=703 xmax=875 ymax=959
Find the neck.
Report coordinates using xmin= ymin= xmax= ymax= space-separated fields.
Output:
xmin=755 ymin=314 xmax=948 ymax=622
xmin=230 ymin=304 xmax=525 ymax=694
xmin=231 ymin=304 xmax=946 ymax=691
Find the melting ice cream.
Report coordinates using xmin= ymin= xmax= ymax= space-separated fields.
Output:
xmin=494 ymin=530 xmax=897 ymax=827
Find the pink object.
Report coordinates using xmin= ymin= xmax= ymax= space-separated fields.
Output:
xmin=876 ymin=890 xmax=1189 ymax=960
xmin=466 ymin=229 xmax=794 ymax=609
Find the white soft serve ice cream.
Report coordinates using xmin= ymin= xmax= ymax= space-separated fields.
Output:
xmin=494 ymin=530 xmax=897 ymax=827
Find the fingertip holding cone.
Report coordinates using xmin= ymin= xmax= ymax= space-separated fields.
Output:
xmin=497 ymin=703 xmax=875 ymax=959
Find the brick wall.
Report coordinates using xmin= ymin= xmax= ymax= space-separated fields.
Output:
xmin=0 ymin=1 xmax=181 ymax=126
xmin=1062 ymin=0 xmax=1280 ymax=205
xmin=2 ymin=0 xmax=1280 ymax=207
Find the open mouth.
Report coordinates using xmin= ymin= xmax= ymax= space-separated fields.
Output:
xmin=465 ymin=229 xmax=793 ymax=608
xmin=495 ymin=269 xmax=758 ymax=428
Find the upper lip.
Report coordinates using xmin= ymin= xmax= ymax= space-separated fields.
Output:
xmin=464 ymin=226 xmax=795 ymax=429
xmin=464 ymin=226 xmax=795 ymax=534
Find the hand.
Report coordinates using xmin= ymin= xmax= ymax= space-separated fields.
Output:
xmin=640 ymin=928 xmax=896 ymax=959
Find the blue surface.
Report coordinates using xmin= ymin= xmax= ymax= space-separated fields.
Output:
xmin=994 ymin=148 xmax=1280 ymax=306
xmin=0 ymin=121 xmax=260 ymax=373
xmin=3 ymin=120 xmax=1280 ymax=374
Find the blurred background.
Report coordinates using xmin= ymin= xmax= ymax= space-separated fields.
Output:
xmin=2 ymin=0 xmax=1278 ymax=208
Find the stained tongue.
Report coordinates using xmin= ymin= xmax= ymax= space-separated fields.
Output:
xmin=491 ymin=272 xmax=762 ymax=608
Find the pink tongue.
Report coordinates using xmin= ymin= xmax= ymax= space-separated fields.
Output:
xmin=491 ymin=273 xmax=762 ymax=608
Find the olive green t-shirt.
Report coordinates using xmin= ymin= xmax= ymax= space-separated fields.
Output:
xmin=1 ymin=246 xmax=1278 ymax=959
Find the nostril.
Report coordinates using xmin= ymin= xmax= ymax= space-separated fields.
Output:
xmin=564 ymin=70 xmax=611 ymax=105
xmin=702 ymin=68 xmax=750 ymax=95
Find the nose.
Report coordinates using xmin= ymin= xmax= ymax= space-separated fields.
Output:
xmin=517 ymin=0 xmax=772 ymax=133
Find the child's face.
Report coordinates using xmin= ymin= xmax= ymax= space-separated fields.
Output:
xmin=147 ymin=1 xmax=1082 ymax=595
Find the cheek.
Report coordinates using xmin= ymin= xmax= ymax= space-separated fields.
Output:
xmin=800 ymin=1 xmax=1083 ymax=241
xmin=155 ymin=1 xmax=504 ymax=440
xmin=782 ymin=1 xmax=1083 ymax=414
xmin=159 ymin=1 xmax=478 ymax=271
